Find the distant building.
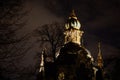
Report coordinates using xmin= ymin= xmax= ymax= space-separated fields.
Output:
xmin=37 ymin=10 xmax=104 ymax=80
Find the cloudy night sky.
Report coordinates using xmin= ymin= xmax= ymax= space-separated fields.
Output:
xmin=17 ymin=0 xmax=120 ymax=71
xmin=22 ymin=0 xmax=120 ymax=59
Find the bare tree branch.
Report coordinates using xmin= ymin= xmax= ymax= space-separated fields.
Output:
xmin=35 ymin=22 xmax=64 ymax=61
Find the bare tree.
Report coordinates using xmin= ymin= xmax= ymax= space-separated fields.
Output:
xmin=0 ymin=0 xmax=34 ymax=79
xmin=35 ymin=22 xmax=64 ymax=61
xmin=0 ymin=0 xmax=27 ymax=43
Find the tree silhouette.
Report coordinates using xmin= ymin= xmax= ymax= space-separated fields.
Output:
xmin=0 ymin=0 xmax=32 ymax=79
xmin=35 ymin=22 xmax=64 ymax=61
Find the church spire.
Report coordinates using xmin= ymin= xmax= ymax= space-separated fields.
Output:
xmin=39 ymin=49 xmax=45 ymax=73
xmin=69 ymin=9 xmax=77 ymax=19
xmin=64 ymin=10 xmax=83 ymax=45
xmin=97 ymin=42 xmax=103 ymax=68
xmin=38 ymin=49 xmax=46 ymax=80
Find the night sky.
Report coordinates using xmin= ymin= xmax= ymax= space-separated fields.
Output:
xmin=42 ymin=0 xmax=120 ymax=48
xmin=16 ymin=0 xmax=120 ymax=66
xmin=22 ymin=0 xmax=120 ymax=59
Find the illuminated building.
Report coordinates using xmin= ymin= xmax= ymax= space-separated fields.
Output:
xmin=38 ymin=10 xmax=104 ymax=80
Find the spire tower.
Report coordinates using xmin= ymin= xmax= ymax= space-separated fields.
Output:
xmin=64 ymin=10 xmax=83 ymax=45
xmin=69 ymin=9 xmax=77 ymax=19
xmin=39 ymin=50 xmax=45 ymax=73
xmin=97 ymin=42 xmax=103 ymax=68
